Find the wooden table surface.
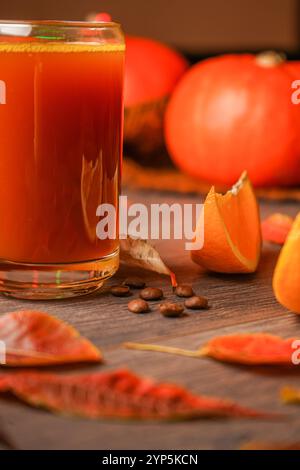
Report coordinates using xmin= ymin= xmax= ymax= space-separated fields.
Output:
xmin=0 ymin=190 xmax=299 ymax=450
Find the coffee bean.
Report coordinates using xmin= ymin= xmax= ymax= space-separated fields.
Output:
xmin=175 ymin=284 xmax=194 ymax=298
xmin=123 ymin=277 xmax=146 ymax=289
xmin=184 ymin=295 xmax=209 ymax=309
xmin=159 ymin=302 xmax=185 ymax=318
xmin=110 ymin=285 xmax=131 ymax=297
xmin=128 ymin=299 xmax=149 ymax=314
xmin=140 ymin=287 xmax=163 ymax=301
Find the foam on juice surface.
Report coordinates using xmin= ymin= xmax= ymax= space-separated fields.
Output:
xmin=0 ymin=42 xmax=125 ymax=53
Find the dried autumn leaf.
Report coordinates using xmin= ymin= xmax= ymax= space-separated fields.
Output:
xmin=0 ymin=369 xmax=271 ymax=420
xmin=201 ymin=333 xmax=298 ymax=365
xmin=123 ymin=158 xmax=300 ymax=201
xmin=261 ymin=213 xmax=294 ymax=245
xmin=0 ymin=310 xmax=101 ymax=366
xmin=120 ymin=236 xmax=177 ymax=287
xmin=241 ymin=441 xmax=300 ymax=450
xmin=280 ymin=386 xmax=300 ymax=404
xmin=125 ymin=333 xmax=298 ymax=366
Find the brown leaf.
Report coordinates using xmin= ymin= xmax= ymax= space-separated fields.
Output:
xmin=0 ymin=369 xmax=272 ymax=421
xmin=123 ymin=158 xmax=217 ymax=195
xmin=0 ymin=310 xmax=101 ymax=367
xmin=125 ymin=333 xmax=298 ymax=366
xmin=123 ymin=158 xmax=300 ymax=201
xmin=120 ymin=237 xmax=177 ymax=287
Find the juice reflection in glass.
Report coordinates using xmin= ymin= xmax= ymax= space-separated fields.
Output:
xmin=0 ymin=21 xmax=125 ymax=299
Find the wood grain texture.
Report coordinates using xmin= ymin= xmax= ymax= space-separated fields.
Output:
xmin=0 ymin=192 xmax=299 ymax=450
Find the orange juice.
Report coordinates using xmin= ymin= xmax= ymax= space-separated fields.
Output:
xmin=0 ymin=21 xmax=125 ymax=299
xmin=0 ymin=42 xmax=124 ymax=263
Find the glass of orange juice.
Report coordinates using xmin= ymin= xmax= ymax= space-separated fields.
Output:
xmin=0 ymin=20 xmax=125 ymax=299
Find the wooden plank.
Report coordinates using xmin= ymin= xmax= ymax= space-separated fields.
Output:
xmin=0 ymin=195 xmax=299 ymax=450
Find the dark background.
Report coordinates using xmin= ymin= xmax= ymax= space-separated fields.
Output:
xmin=0 ymin=0 xmax=299 ymax=55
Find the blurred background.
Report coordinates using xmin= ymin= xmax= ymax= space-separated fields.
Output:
xmin=0 ymin=0 xmax=299 ymax=57
xmin=1 ymin=0 xmax=299 ymax=187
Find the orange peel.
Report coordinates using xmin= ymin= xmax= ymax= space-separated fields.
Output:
xmin=191 ymin=172 xmax=261 ymax=273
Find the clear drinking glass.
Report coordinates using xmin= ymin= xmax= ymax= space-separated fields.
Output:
xmin=0 ymin=20 xmax=125 ymax=299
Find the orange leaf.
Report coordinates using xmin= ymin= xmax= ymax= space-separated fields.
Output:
xmin=125 ymin=333 xmax=298 ymax=366
xmin=202 ymin=333 xmax=297 ymax=365
xmin=0 ymin=310 xmax=101 ymax=366
xmin=261 ymin=213 xmax=294 ymax=245
xmin=0 ymin=369 xmax=272 ymax=420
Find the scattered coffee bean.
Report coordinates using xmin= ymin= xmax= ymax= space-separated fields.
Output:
xmin=184 ymin=295 xmax=209 ymax=310
xmin=140 ymin=287 xmax=163 ymax=301
xmin=175 ymin=284 xmax=194 ymax=298
xmin=159 ymin=302 xmax=185 ymax=318
xmin=128 ymin=299 xmax=150 ymax=314
xmin=110 ymin=285 xmax=131 ymax=297
xmin=123 ymin=277 xmax=146 ymax=289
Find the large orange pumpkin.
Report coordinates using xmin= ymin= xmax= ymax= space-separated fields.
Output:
xmin=165 ymin=53 xmax=300 ymax=187
xmin=124 ymin=36 xmax=188 ymax=159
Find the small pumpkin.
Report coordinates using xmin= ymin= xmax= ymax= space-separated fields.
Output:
xmin=124 ymin=36 xmax=188 ymax=161
xmin=89 ymin=13 xmax=188 ymax=163
xmin=165 ymin=52 xmax=300 ymax=187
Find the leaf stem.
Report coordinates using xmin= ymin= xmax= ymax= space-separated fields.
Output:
xmin=124 ymin=342 xmax=206 ymax=358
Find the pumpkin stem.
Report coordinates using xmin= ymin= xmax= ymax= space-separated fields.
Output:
xmin=256 ymin=51 xmax=286 ymax=68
